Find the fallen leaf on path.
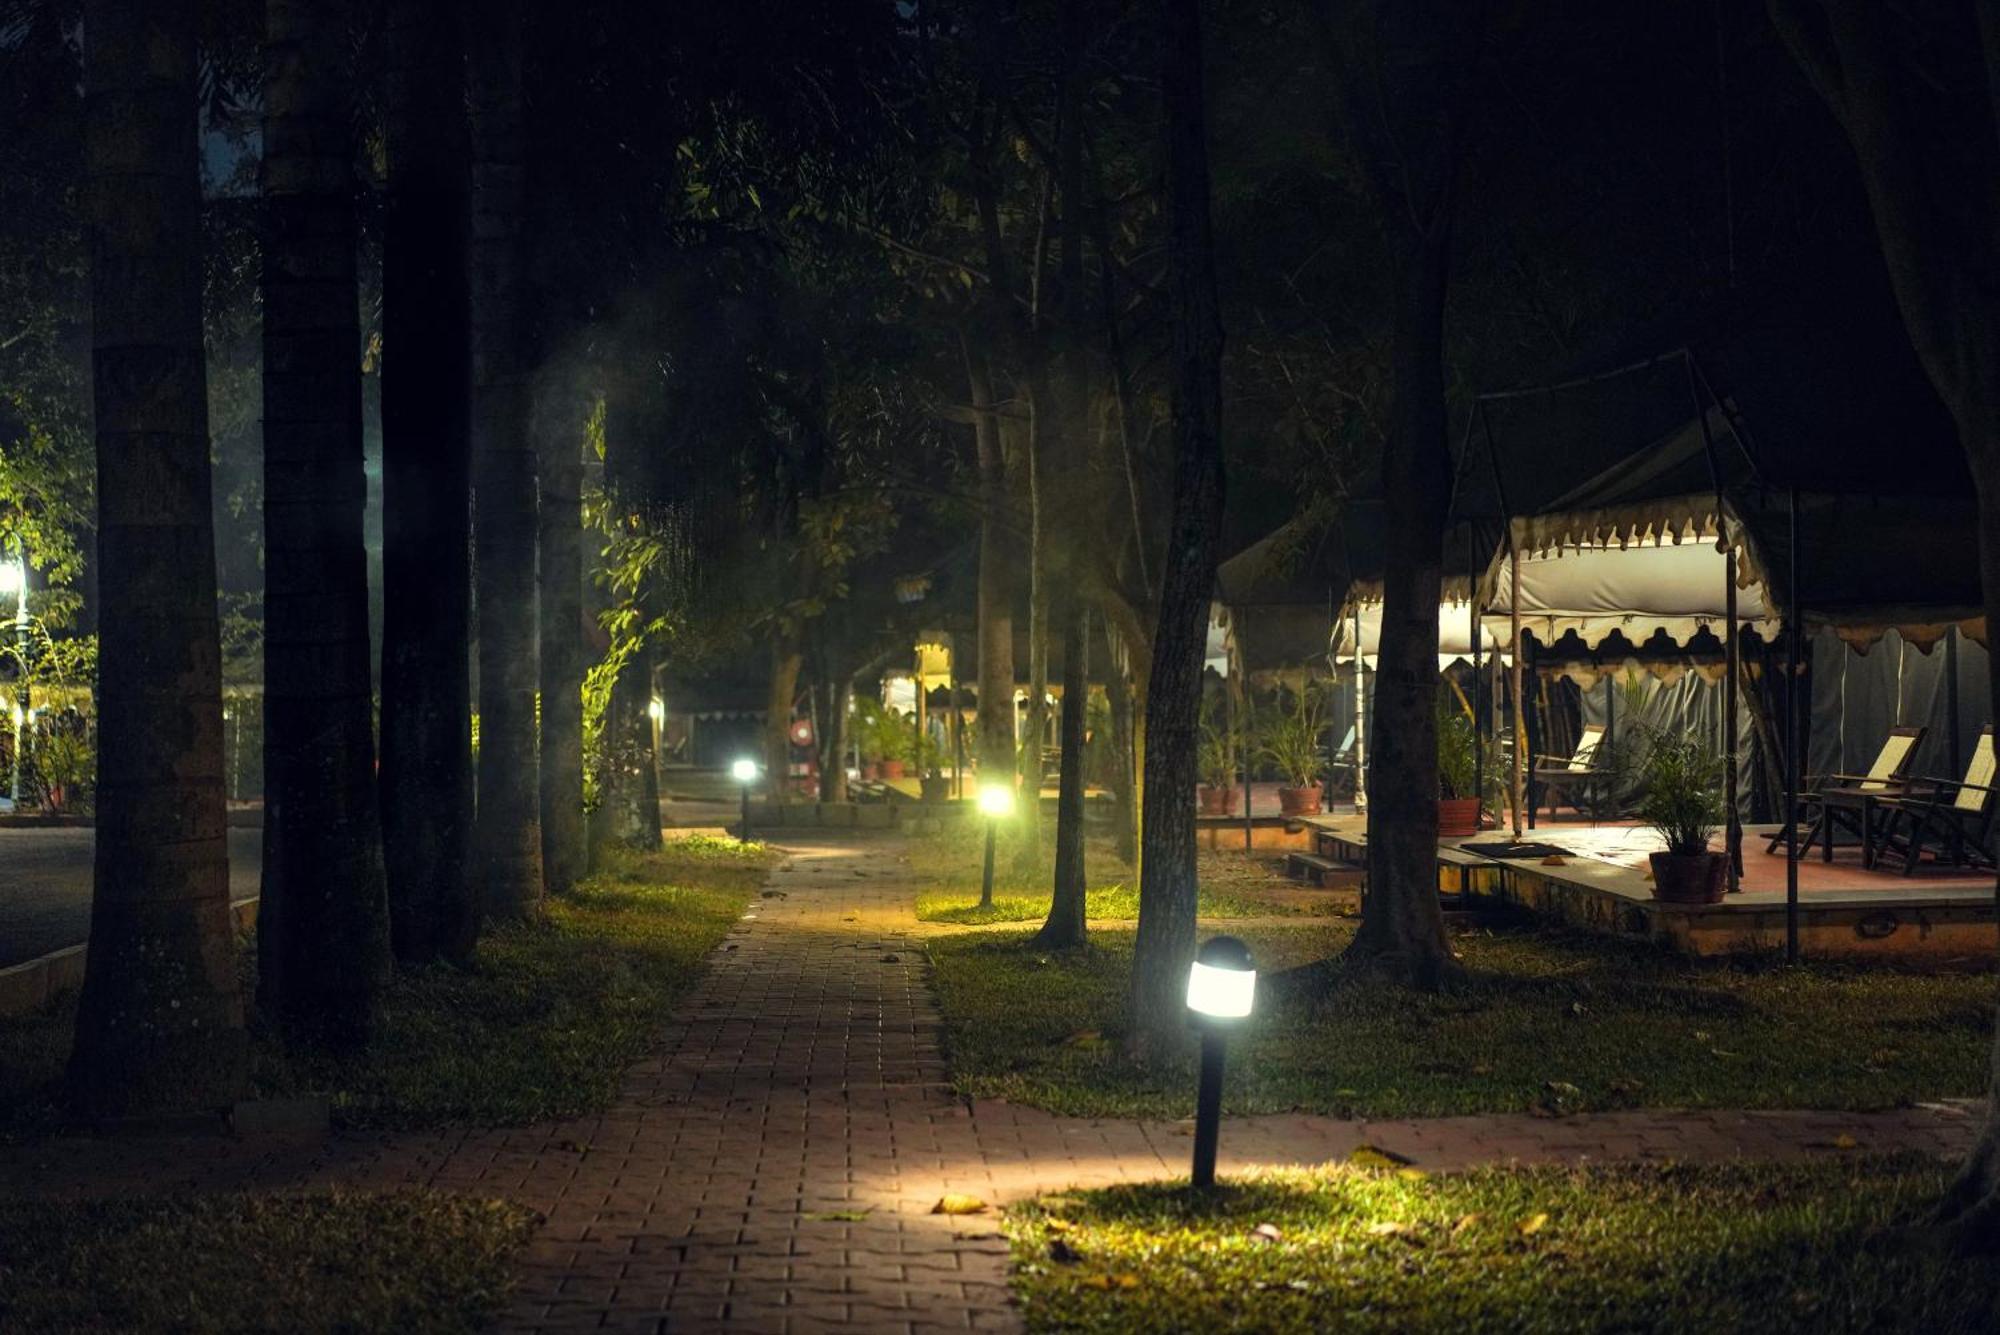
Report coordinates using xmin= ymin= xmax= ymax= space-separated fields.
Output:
xmin=1396 ymin=1167 xmax=1428 ymax=1182
xmin=1350 ymin=1144 xmax=1415 ymax=1171
xmin=1451 ymin=1213 xmax=1481 ymax=1235
xmin=1518 ymin=1212 xmax=1550 ymax=1236
xmin=1364 ymin=1220 xmax=1411 ymax=1236
xmin=932 ymin=1194 xmax=989 ymax=1216
xmin=1833 ymin=1133 xmax=1859 ymax=1150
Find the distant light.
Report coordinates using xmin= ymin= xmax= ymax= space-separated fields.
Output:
xmin=731 ymin=758 xmax=759 ymax=785
xmin=977 ymin=784 xmax=1015 ymax=819
xmin=1186 ymin=936 xmax=1256 ymax=1021
xmin=648 ymin=697 xmax=664 ymax=723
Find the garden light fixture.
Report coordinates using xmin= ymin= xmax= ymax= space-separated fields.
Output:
xmin=976 ymin=783 xmax=1014 ymax=908
xmin=1185 ymin=935 xmax=1255 ymax=1189
xmin=732 ymin=757 xmax=759 ymax=842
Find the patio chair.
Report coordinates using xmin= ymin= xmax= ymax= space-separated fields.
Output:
xmin=1874 ymin=727 xmax=1999 ymax=874
xmin=1764 ymin=724 xmax=1926 ymax=864
xmin=1325 ymin=724 xmax=1359 ymax=796
xmin=1526 ymin=724 xmax=1607 ymax=828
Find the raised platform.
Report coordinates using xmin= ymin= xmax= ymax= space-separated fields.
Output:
xmin=1294 ymin=814 xmax=1996 ymax=963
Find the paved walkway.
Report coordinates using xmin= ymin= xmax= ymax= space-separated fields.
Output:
xmin=0 ymin=833 xmax=1985 ymax=1334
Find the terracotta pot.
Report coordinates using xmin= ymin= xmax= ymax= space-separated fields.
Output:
xmin=1197 ymin=783 xmax=1240 ymax=816
xmin=1436 ymin=797 xmax=1482 ymax=838
xmin=880 ymin=760 xmax=906 ymax=780
xmin=1649 ymin=850 xmax=1727 ymax=904
xmin=1278 ymin=783 xmax=1323 ymax=816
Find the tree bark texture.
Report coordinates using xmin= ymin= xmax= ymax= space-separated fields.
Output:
xmin=1127 ymin=0 xmax=1226 ymax=1062
xmin=468 ymin=0 xmax=543 ymax=920
xmin=606 ymin=654 xmax=661 ymax=848
xmin=767 ymin=637 xmax=802 ymax=797
xmin=818 ymin=676 xmax=851 ymax=802
xmin=380 ymin=0 xmax=476 ymax=962
xmin=968 ymin=348 xmax=1016 ymax=789
xmin=256 ymin=0 xmax=392 ymax=1044
xmin=535 ymin=389 xmax=587 ymax=895
xmin=71 ymin=0 xmax=248 ymax=1117
xmin=1105 ymin=620 xmax=1139 ymax=865
xmin=1036 ymin=599 xmax=1090 ymax=948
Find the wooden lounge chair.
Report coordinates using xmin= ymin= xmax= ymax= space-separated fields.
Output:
xmin=1875 ymin=727 xmax=1999 ymax=874
xmin=1325 ymin=724 xmax=1359 ymax=796
xmin=1527 ymin=724 xmax=1607 ymax=828
xmin=1765 ymin=724 xmax=1926 ymax=864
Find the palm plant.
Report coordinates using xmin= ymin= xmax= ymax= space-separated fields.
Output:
xmin=1198 ymin=720 xmax=1239 ymax=789
xmin=1259 ymin=684 xmax=1328 ymax=788
xmin=1634 ymin=726 xmax=1727 ymax=856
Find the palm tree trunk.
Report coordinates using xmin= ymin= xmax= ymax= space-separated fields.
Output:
xmin=255 ymin=0 xmax=391 ymax=1044
xmin=536 ymin=391 xmax=587 ymax=894
xmin=1126 ymin=0 xmax=1227 ymax=1062
xmin=468 ymin=0 xmax=543 ymax=919
xmin=380 ymin=0 xmax=476 ymax=962
xmin=70 ymin=0 xmax=247 ymax=1118
xmin=1035 ymin=598 xmax=1090 ymax=948
xmin=1105 ymin=620 xmax=1138 ymax=866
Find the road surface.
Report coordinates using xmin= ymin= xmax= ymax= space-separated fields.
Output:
xmin=0 ymin=826 xmax=263 ymax=969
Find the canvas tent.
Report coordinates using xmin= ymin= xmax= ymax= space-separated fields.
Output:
xmin=1211 ymin=511 xmax=1347 ymax=684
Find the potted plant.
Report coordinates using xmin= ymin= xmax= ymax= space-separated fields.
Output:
xmin=1259 ymin=685 xmax=1328 ymax=816
xmin=1197 ymin=720 xmax=1241 ymax=816
xmin=1436 ymin=698 xmax=1492 ymax=838
xmin=851 ymin=696 xmax=884 ymax=780
xmin=916 ymin=732 xmax=952 ymax=801
xmin=874 ymin=711 xmax=911 ymax=781
xmin=1635 ymin=727 xmax=1728 ymax=904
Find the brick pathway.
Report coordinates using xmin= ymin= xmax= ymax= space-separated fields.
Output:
xmin=0 ymin=832 xmax=1984 ymax=1334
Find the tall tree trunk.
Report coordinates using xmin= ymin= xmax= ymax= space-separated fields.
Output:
xmin=1126 ymin=0 xmax=1226 ymax=1062
xmin=380 ymin=0 xmax=475 ymax=962
xmin=607 ymin=653 xmax=660 ymax=848
xmin=968 ymin=346 xmax=1016 ymax=791
xmin=767 ymin=636 xmax=802 ymax=798
xmin=818 ymin=676 xmax=851 ymax=802
xmin=256 ymin=0 xmax=391 ymax=1045
xmin=70 ymin=0 xmax=247 ymax=1117
xmin=1767 ymin=0 xmax=2000 ymax=1248
xmin=535 ymin=389 xmax=587 ymax=894
xmin=1016 ymin=411 xmax=1048 ymax=868
xmin=1347 ymin=244 xmax=1456 ymax=980
xmin=468 ymin=0 xmax=543 ymax=919
xmin=1105 ymin=620 xmax=1138 ymax=866
xmin=1036 ymin=599 xmax=1091 ymax=947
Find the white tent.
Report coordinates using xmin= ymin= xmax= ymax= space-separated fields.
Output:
xmin=1330 ymin=580 xmax=1513 ymax=669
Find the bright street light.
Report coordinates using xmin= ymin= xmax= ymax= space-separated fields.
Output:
xmin=731 ymin=757 xmax=759 ymax=842
xmin=977 ymin=783 xmax=1014 ymax=909
xmin=1185 ymin=935 xmax=1256 ymax=1189
xmin=0 ymin=557 xmax=21 ymax=598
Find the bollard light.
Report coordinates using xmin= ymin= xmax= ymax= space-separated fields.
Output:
xmin=1185 ymin=935 xmax=1256 ymax=1189
xmin=976 ymin=783 xmax=1014 ymax=909
xmin=731 ymin=757 xmax=759 ymax=842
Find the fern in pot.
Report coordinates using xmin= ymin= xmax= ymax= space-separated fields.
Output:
xmin=1435 ymin=698 xmax=1492 ymax=837
xmin=1259 ymin=684 xmax=1329 ymax=815
xmin=1197 ymin=720 xmax=1241 ymax=816
xmin=1635 ymin=727 xmax=1728 ymax=903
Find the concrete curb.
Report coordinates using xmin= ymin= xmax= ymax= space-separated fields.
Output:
xmin=0 ymin=896 xmax=258 ymax=1019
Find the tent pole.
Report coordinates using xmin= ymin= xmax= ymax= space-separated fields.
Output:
xmin=1725 ymin=542 xmax=1741 ymax=893
xmin=1510 ymin=545 xmax=1525 ymax=837
xmin=1785 ymin=488 xmax=1800 ymax=963
xmin=1471 ymin=531 xmax=1484 ymax=831
xmin=1353 ymin=602 xmax=1367 ymax=814
xmin=1948 ymin=629 xmax=1962 ymax=779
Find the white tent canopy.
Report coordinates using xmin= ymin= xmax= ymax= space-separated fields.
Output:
xmin=1481 ymin=519 xmax=1780 ymax=652
xmin=1331 ymin=593 xmax=1512 ymax=668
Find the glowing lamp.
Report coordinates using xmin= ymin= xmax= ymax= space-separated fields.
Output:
xmin=977 ymin=784 xmax=1014 ymax=819
xmin=1185 ymin=935 xmax=1255 ymax=1189
xmin=648 ymin=698 xmax=664 ymax=724
xmin=0 ymin=558 xmax=21 ymax=599
xmin=731 ymin=758 xmax=759 ymax=843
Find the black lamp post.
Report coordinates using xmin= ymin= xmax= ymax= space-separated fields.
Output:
xmin=977 ymin=783 xmax=1014 ymax=908
xmin=732 ymin=757 xmax=758 ymax=842
xmin=1185 ymin=934 xmax=1256 ymax=1189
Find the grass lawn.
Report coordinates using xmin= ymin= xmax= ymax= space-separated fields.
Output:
xmin=909 ymin=830 xmax=1340 ymax=924
xmin=0 ymin=1189 xmax=534 ymax=1334
xmin=927 ymin=920 xmax=1993 ymax=1118
xmin=0 ymin=835 xmax=775 ymax=1137
xmin=1006 ymin=1155 xmax=1995 ymax=1333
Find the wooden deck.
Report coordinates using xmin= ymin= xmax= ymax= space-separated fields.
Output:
xmin=1292 ymin=814 xmax=1996 ymax=963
